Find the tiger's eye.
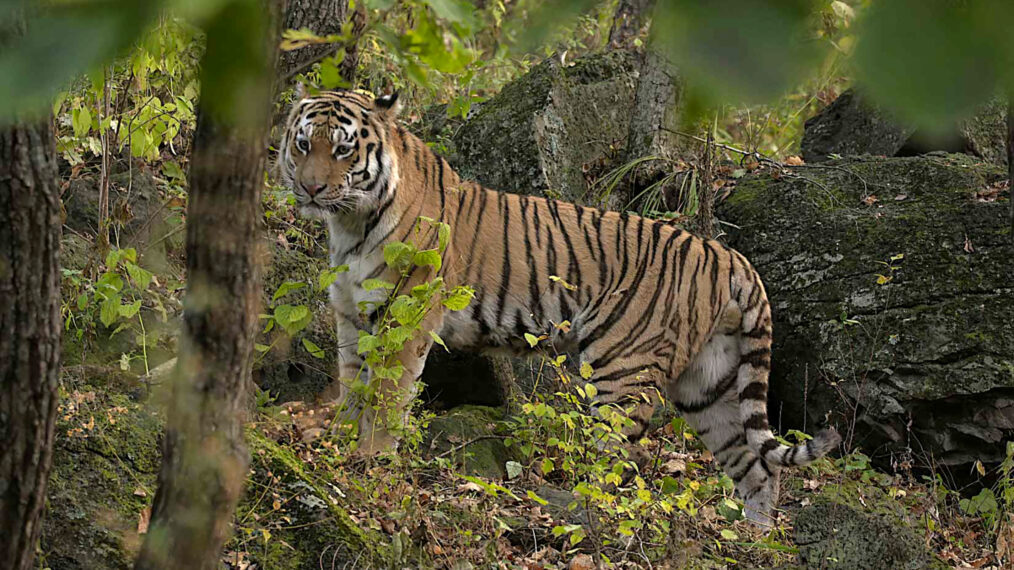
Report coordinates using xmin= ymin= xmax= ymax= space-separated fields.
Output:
xmin=296 ymin=139 xmax=310 ymax=153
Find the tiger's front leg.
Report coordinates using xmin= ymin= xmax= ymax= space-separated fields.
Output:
xmin=355 ymin=311 xmax=443 ymax=456
xmin=321 ymin=295 xmax=369 ymax=416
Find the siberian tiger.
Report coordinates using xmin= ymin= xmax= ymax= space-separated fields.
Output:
xmin=278 ymin=88 xmax=840 ymax=523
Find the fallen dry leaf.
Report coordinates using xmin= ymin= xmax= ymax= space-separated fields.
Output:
xmin=861 ymin=194 xmax=879 ymax=205
xmin=133 ymin=487 xmax=147 ymax=497
xmin=894 ymin=194 xmax=907 ymax=201
xmin=568 ymin=553 xmax=595 ymax=570
xmin=137 ymin=507 xmax=151 ymax=534
xmin=784 ymin=155 xmax=805 ymax=166
xmin=964 ymin=235 xmax=975 ymax=253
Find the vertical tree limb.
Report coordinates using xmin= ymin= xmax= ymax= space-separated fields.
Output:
xmin=0 ymin=116 xmax=63 ymax=570
xmin=1007 ymin=93 xmax=1013 ymax=244
xmin=134 ymin=1 xmax=279 ymax=568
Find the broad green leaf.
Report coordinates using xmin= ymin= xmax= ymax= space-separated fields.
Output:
xmin=389 ymin=296 xmax=420 ymax=326
xmin=302 ymin=337 xmax=325 ymax=359
xmin=579 ymin=361 xmax=594 ymax=380
xmin=273 ymin=304 xmax=311 ymax=335
xmin=855 ymin=0 xmax=1010 ymax=128
xmin=273 ymin=280 xmax=306 ymax=302
xmin=441 ymin=286 xmax=474 ymax=311
xmin=318 ymin=265 xmax=348 ymax=291
xmin=412 ymin=249 xmax=442 ymax=271
xmin=383 ymin=241 xmax=416 ymax=272
xmin=423 ymin=0 xmax=478 ymax=29
xmin=373 ymin=363 xmax=404 ymax=380
xmin=357 ymin=332 xmax=381 ymax=354
xmin=72 ymin=106 xmax=92 ymax=137
xmin=654 ymin=0 xmax=820 ymax=103
xmin=125 ymin=262 xmax=153 ymax=290
xmin=524 ymin=333 xmax=540 ymax=348
xmin=100 ymin=296 xmax=121 ymax=327
xmin=118 ymin=299 xmax=142 ymax=318
xmin=362 ymin=278 xmax=395 ymax=291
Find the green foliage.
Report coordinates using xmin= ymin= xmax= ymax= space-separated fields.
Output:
xmin=60 ymin=247 xmax=168 ymax=374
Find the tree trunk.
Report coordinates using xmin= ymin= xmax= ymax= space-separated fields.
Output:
xmin=0 ymin=118 xmax=63 ymax=569
xmin=278 ymin=0 xmax=366 ymax=85
xmin=134 ymin=2 xmax=278 ymax=568
xmin=1007 ymin=93 xmax=1013 ymax=244
xmin=608 ymin=0 xmax=656 ymax=48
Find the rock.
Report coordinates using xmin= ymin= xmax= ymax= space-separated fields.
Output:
xmin=450 ymin=50 xmax=640 ymax=203
xmin=800 ymin=89 xmax=915 ymax=164
xmin=424 ymin=405 xmax=520 ymax=479
xmin=720 ymin=154 xmax=1013 ymax=475
xmin=794 ymin=502 xmax=945 ymax=569
xmin=801 ymin=88 xmax=1009 ymax=169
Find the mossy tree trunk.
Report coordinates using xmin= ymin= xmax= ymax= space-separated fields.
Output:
xmin=134 ymin=2 xmax=278 ymax=568
xmin=0 ymin=116 xmax=62 ymax=570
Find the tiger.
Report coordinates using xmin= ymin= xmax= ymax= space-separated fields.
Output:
xmin=277 ymin=88 xmax=841 ymax=524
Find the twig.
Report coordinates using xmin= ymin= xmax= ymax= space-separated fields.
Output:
xmin=434 ymin=435 xmax=507 ymax=459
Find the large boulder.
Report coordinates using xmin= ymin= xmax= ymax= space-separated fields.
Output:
xmin=449 ymin=50 xmax=640 ymax=203
xmin=801 ymin=88 xmax=1009 ymax=170
xmin=794 ymin=502 xmax=945 ymax=569
xmin=720 ymin=154 xmax=1013 ymax=474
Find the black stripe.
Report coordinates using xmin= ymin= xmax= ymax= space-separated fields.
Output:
xmin=742 ymin=348 xmax=771 ymax=368
xmin=759 ymin=438 xmax=780 ymax=458
xmin=744 ymin=412 xmax=768 ymax=430
xmin=738 ymin=381 xmax=767 ymax=402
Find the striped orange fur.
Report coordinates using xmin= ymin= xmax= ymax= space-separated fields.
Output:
xmin=278 ymin=89 xmax=840 ymax=523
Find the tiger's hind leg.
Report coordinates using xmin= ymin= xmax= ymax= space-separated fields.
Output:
xmin=669 ymin=333 xmax=780 ymax=525
xmin=581 ymin=356 xmax=667 ymax=471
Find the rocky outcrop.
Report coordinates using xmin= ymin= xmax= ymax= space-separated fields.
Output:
xmin=794 ymin=502 xmax=945 ymax=569
xmin=801 ymin=88 xmax=1009 ymax=170
xmin=448 ymin=51 xmax=640 ymax=203
xmin=720 ymin=154 xmax=1013 ymax=474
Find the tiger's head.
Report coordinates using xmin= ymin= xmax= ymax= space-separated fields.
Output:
xmin=278 ymin=89 xmax=401 ymax=219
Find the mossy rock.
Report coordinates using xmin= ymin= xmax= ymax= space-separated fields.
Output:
xmin=720 ymin=154 xmax=1013 ymax=475
xmin=41 ymin=385 xmax=161 ymax=569
xmin=424 ymin=405 xmax=521 ymax=479
xmin=794 ymin=501 xmax=946 ymax=570
xmin=41 ymin=378 xmax=380 ymax=569
xmin=450 ymin=50 xmax=640 ymax=203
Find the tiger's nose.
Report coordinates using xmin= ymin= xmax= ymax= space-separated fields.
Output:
xmin=304 ymin=183 xmax=326 ymax=197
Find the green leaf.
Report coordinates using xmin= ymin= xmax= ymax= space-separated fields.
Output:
xmin=854 ymin=0 xmax=1010 ymax=128
xmin=373 ymin=363 xmax=404 ymax=380
xmin=105 ymin=249 xmax=121 ymax=269
xmin=272 ymin=280 xmax=306 ymax=302
xmin=273 ymin=304 xmax=311 ymax=335
xmin=437 ymin=222 xmax=450 ymax=252
xmin=423 ymin=0 xmax=477 ymax=29
xmin=362 ymin=278 xmax=395 ymax=291
xmin=580 ymin=361 xmax=594 ymax=380
xmin=654 ymin=0 xmax=820 ymax=103
xmin=389 ymin=296 xmax=420 ymax=326
xmin=100 ymin=295 xmax=121 ymax=327
xmin=318 ymin=265 xmax=348 ymax=291
xmin=441 ymin=286 xmax=474 ymax=311
xmin=429 ymin=330 xmax=449 ymax=352
xmin=526 ymin=490 xmax=548 ymax=506
xmin=254 ymin=343 xmax=271 ymax=353
xmin=720 ymin=529 xmax=739 ymax=541
xmin=524 ymin=333 xmax=540 ymax=348
xmin=125 ymin=262 xmax=153 ymax=290
xmin=357 ymin=332 xmax=381 ymax=354
xmin=412 ymin=249 xmax=442 ymax=271
xmin=118 ymin=299 xmax=142 ymax=318
xmin=302 ymin=337 xmax=325 ymax=359
xmin=383 ymin=241 xmax=417 ymax=272
xmin=505 ymin=460 xmax=522 ymax=480
xmin=76 ymin=292 xmax=89 ymax=311
xmin=72 ymin=106 xmax=92 ymax=137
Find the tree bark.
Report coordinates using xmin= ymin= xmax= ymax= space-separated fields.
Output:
xmin=134 ymin=2 xmax=278 ymax=568
xmin=0 ymin=118 xmax=63 ymax=569
xmin=608 ymin=0 xmax=657 ymax=48
xmin=278 ymin=0 xmax=366 ymax=85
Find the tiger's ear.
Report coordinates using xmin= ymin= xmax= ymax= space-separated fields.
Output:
xmin=294 ymin=81 xmax=307 ymax=99
xmin=374 ymin=92 xmax=401 ymax=120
